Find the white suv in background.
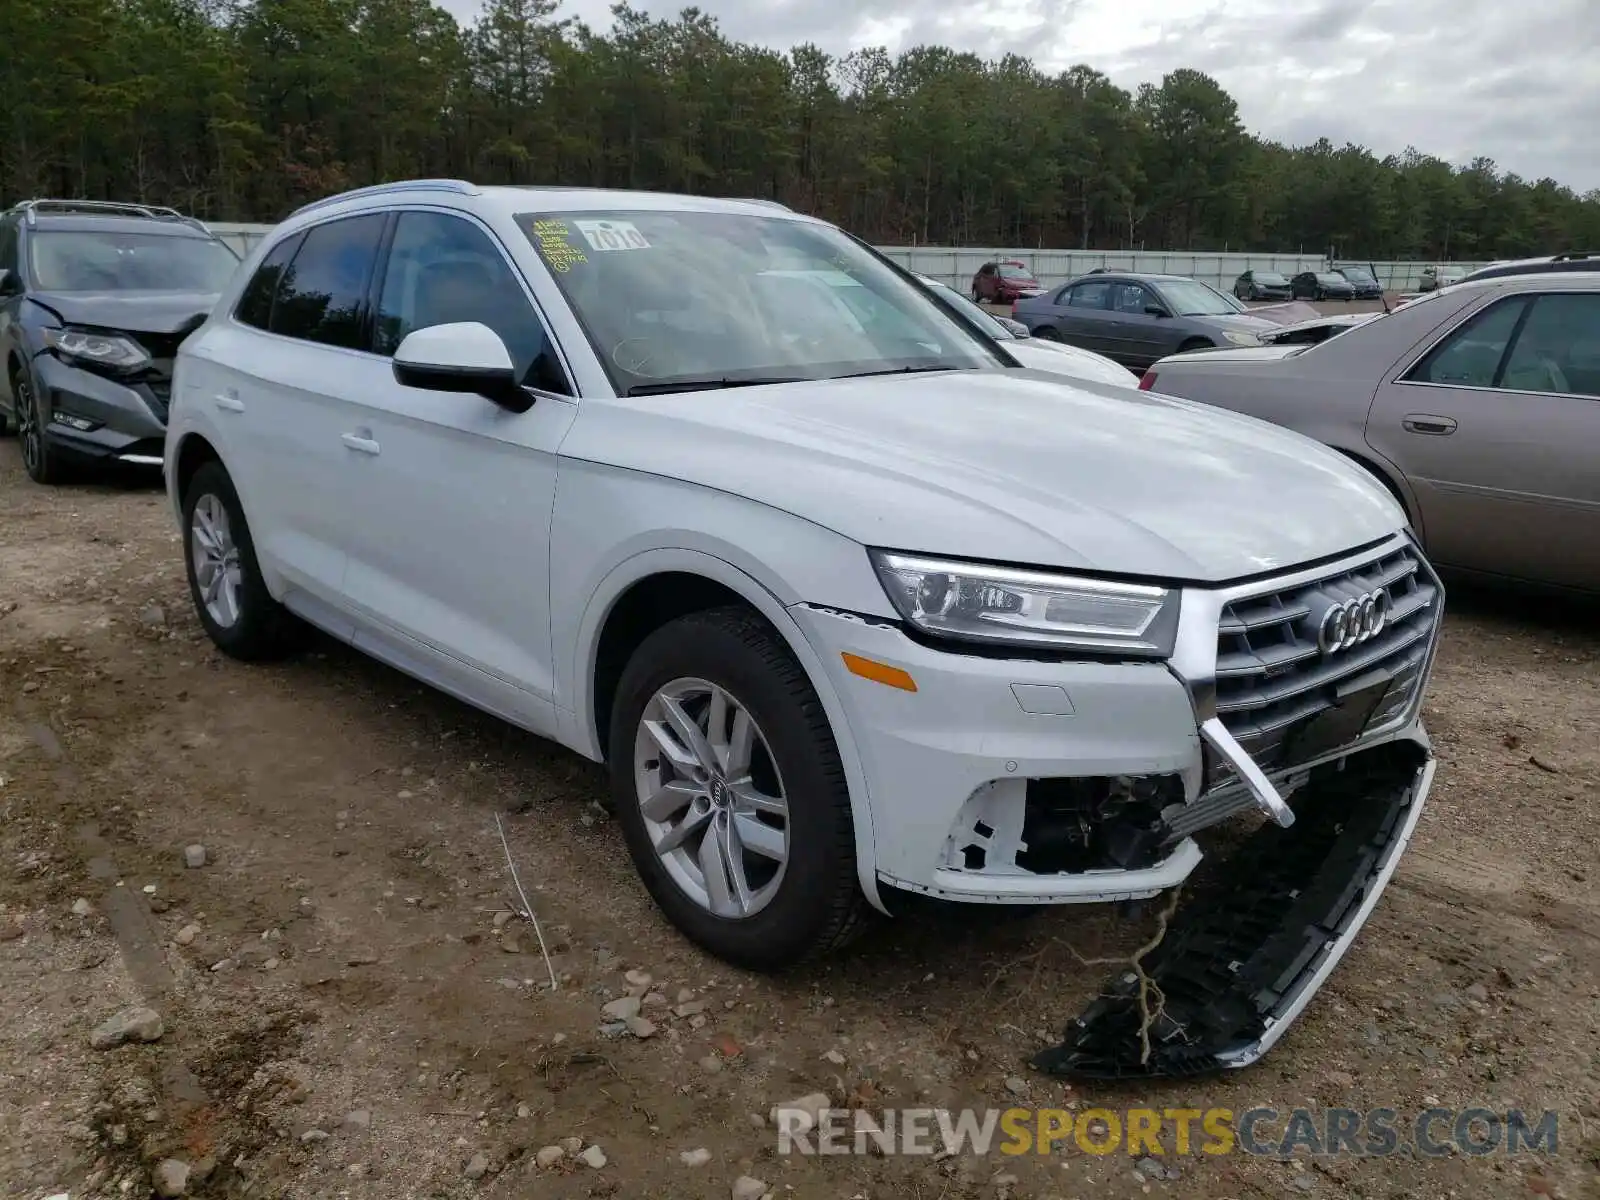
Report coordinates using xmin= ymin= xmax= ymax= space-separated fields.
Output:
xmin=166 ymin=181 xmax=1443 ymax=1076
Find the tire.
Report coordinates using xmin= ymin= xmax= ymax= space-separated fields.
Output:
xmin=13 ymin=367 xmax=66 ymax=485
xmin=1034 ymin=326 xmax=1063 ymax=342
xmin=971 ymin=287 xmax=982 ymax=303
xmin=1177 ymin=337 xmax=1213 ymax=353
xmin=181 ymin=460 xmax=303 ymax=660
xmin=608 ymin=606 xmax=865 ymax=970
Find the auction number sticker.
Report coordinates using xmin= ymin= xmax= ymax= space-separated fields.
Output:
xmin=575 ymin=219 xmax=651 ymax=252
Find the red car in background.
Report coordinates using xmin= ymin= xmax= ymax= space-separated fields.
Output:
xmin=971 ymin=260 xmax=1045 ymax=305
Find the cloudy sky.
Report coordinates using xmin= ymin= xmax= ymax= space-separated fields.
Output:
xmin=441 ymin=0 xmax=1600 ymax=193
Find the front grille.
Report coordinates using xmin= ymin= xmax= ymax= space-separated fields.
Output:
xmin=1212 ymin=543 xmax=1440 ymax=777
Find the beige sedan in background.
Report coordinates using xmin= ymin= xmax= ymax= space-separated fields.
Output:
xmin=1138 ymin=272 xmax=1600 ymax=593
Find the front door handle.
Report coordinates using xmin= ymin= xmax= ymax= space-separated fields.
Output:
xmin=341 ymin=432 xmax=381 ymax=455
xmin=1402 ymin=414 xmax=1457 ymax=436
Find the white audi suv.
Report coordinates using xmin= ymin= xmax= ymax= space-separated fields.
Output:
xmin=165 ymin=182 xmax=1443 ymax=1077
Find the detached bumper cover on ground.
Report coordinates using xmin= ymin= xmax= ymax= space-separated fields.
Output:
xmin=1033 ymin=740 xmax=1434 ymax=1079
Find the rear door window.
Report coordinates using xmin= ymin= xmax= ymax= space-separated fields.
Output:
xmin=1498 ymin=293 xmax=1600 ymax=397
xmin=1406 ymin=298 xmax=1529 ymax=388
xmin=269 ymin=214 xmax=387 ymax=350
xmin=1067 ymin=281 xmax=1111 ymax=309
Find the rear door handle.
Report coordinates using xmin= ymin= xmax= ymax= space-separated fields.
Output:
xmin=1402 ymin=414 xmax=1457 ymax=435
xmin=215 ymin=392 xmax=244 ymax=413
xmin=341 ymin=432 xmax=381 ymax=455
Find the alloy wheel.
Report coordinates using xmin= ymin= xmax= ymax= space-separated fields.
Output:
xmin=632 ymin=677 xmax=789 ymax=919
xmin=190 ymin=493 xmax=245 ymax=628
xmin=16 ymin=377 xmax=40 ymax=476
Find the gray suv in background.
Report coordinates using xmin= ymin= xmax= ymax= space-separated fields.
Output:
xmin=0 ymin=199 xmax=240 ymax=484
xmin=1011 ymin=272 xmax=1276 ymax=368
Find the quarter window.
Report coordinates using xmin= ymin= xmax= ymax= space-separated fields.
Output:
xmin=269 ymin=214 xmax=386 ymax=349
xmin=1407 ymin=298 xmax=1528 ymax=388
xmin=235 ymin=233 xmax=302 ymax=331
xmin=374 ymin=211 xmax=569 ymax=394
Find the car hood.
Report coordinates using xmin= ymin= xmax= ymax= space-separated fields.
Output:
xmin=26 ymin=290 xmax=220 ymax=335
xmin=1005 ymin=338 xmax=1138 ymax=387
xmin=1191 ymin=312 xmax=1280 ymax=335
xmin=1261 ymin=312 xmax=1379 ymax=341
xmin=566 ymin=369 xmax=1404 ymax=582
xmin=1154 ymin=344 xmax=1305 ymax=366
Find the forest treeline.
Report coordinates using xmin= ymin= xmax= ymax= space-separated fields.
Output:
xmin=5 ymin=0 xmax=1599 ymax=257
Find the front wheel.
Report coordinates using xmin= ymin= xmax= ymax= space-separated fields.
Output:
xmin=608 ymin=607 xmax=865 ymax=970
xmin=15 ymin=370 xmax=65 ymax=485
xmin=1034 ymin=326 xmax=1063 ymax=342
xmin=181 ymin=461 xmax=303 ymax=660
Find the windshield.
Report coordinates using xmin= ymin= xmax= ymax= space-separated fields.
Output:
xmin=921 ymin=276 xmax=1015 ymax=339
xmin=1338 ymin=266 xmax=1375 ymax=282
xmin=517 ymin=211 xmax=999 ymax=392
xmin=1159 ymin=279 xmax=1241 ymax=317
xmin=1255 ymin=272 xmax=1289 ymax=285
xmin=997 ymin=265 xmax=1035 ymax=281
xmin=1317 ymin=273 xmax=1348 ymax=284
xmin=29 ymin=230 xmax=240 ymax=292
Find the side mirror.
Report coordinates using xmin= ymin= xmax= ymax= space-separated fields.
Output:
xmin=1144 ymin=305 xmax=1170 ymax=318
xmin=0 ymin=268 xmax=19 ymax=297
xmin=392 ymin=322 xmax=531 ymax=413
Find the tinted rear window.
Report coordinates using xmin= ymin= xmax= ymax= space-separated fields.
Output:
xmin=269 ymin=215 xmax=386 ymax=349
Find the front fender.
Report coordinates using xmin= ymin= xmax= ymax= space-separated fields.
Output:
xmin=557 ymin=545 xmax=886 ymax=914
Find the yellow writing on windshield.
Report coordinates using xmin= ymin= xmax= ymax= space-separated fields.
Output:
xmin=531 ymin=219 xmax=587 ymax=273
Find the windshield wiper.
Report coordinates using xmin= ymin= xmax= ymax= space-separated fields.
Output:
xmin=835 ymin=364 xmax=959 ymax=380
xmin=626 ymin=376 xmax=808 ymax=396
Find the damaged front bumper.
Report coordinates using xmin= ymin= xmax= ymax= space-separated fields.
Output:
xmin=795 ymin=533 xmax=1442 ymax=1075
xmin=1032 ymin=738 xmax=1435 ymax=1079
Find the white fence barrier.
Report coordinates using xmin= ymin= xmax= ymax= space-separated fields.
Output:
xmin=875 ymin=247 xmax=1490 ymax=294
xmin=207 ymin=223 xmax=1483 ymax=293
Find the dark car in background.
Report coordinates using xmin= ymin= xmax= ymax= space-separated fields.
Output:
xmin=1290 ymin=270 xmax=1357 ymax=301
xmin=1233 ymin=269 xmax=1293 ymax=301
xmin=0 ymin=199 xmax=240 ymax=484
xmin=1011 ymin=272 xmax=1278 ymax=369
xmin=971 ymin=260 xmax=1044 ymax=305
xmin=1333 ymin=264 xmax=1384 ymax=299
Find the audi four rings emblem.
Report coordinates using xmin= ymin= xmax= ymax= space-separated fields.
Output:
xmin=1316 ymin=589 xmax=1392 ymax=653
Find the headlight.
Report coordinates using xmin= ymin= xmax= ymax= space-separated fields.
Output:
xmin=869 ymin=551 xmax=1180 ymax=656
xmin=1221 ymin=329 xmax=1261 ymax=347
xmin=43 ymin=327 xmax=151 ymax=371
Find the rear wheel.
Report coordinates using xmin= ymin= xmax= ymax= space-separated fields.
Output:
xmin=608 ymin=607 xmax=865 ymax=970
xmin=181 ymin=461 xmax=303 ymax=660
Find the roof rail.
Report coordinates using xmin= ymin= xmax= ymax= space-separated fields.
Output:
xmin=1551 ymin=250 xmax=1599 ymax=262
xmin=738 ymin=198 xmax=792 ymax=211
xmin=9 ymin=198 xmax=210 ymax=234
xmin=287 ymin=179 xmax=480 ymax=220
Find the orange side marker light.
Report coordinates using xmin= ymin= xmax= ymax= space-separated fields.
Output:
xmin=841 ymin=652 xmax=918 ymax=692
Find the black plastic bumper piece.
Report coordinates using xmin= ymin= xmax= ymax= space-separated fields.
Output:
xmin=1031 ymin=740 xmax=1430 ymax=1080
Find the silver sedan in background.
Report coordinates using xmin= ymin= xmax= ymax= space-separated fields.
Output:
xmin=1139 ymin=273 xmax=1600 ymax=593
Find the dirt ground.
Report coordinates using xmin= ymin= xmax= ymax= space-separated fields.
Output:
xmin=1 ymin=436 xmax=1597 ymax=1200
